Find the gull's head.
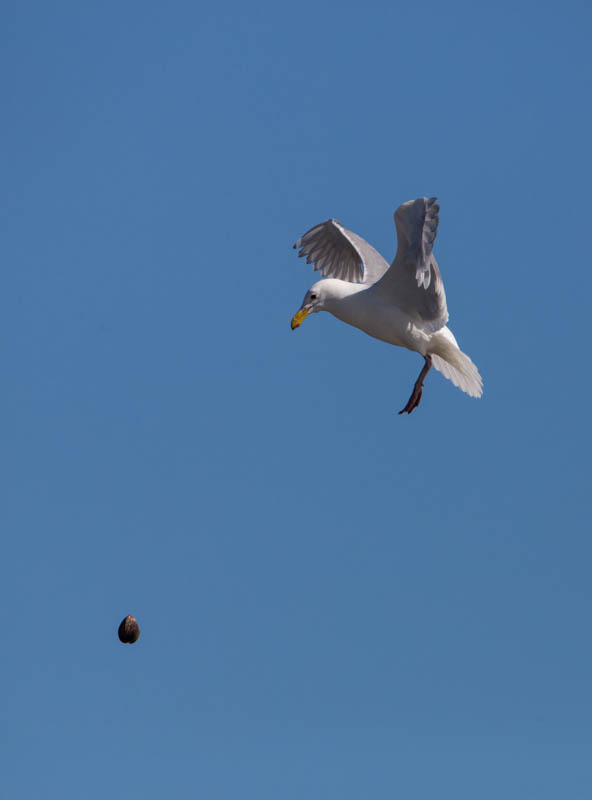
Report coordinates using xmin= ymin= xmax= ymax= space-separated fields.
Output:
xmin=290 ymin=281 xmax=327 ymax=330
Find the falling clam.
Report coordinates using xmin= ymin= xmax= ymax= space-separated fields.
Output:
xmin=118 ymin=615 xmax=140 ymax=644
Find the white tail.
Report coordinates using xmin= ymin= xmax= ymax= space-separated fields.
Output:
xmin=430 ymin=328 xmax=483 ymax=398
xmin=432 ymin=352 xmax=482 ymax=397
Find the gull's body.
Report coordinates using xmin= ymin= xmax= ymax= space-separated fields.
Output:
xmin=318 ymin=277 xmax=447 ymax=351
xmin=291 ymin=198 xmax=482 ymax=413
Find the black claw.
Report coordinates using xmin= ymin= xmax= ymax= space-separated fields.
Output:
xmin=398 ymin=356 xmax=432 ymax=417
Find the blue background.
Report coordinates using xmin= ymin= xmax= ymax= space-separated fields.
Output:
xmin=3 ymin=1 xmax=591 ymax=797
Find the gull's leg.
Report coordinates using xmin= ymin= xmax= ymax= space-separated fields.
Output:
xmin=399 ymin=355 xmax=432 ymax=415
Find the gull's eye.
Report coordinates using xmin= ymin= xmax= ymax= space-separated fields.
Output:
xmin=310 ymin=293 xmax=317 ymax=300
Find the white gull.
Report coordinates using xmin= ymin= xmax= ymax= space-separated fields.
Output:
xmin=291 ymin=197 xmax=483 ymax=414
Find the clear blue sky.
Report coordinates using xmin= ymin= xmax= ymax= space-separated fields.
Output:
xmin=3 ymin=1 xmax=591 ymax=797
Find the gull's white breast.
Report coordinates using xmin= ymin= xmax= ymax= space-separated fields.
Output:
xmin=327 ymin=286 xmax=421 ymax=352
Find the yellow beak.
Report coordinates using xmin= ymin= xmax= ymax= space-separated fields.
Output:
xmin=291 ymin=307 xmax=311 ymax=330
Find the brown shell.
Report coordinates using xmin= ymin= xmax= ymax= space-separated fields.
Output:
xmin=118 ymin=615 xmax=140 ymax=644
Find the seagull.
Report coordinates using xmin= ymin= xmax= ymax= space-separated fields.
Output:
xmin=291 ymin=197 xmax=482 ymax=414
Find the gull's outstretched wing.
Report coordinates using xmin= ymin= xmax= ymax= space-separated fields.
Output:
xmin=293 ymin=219 xmax=389 ymax=285
xmin=377 ymin=197 xmax=448 ymax=333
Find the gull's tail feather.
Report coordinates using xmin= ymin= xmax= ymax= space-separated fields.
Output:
xmin=432 ymin=352 xmax=482 ymax=397
xmin=430 ymin=328 xmax=483 ymax=398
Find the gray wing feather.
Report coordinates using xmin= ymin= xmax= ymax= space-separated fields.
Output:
xmin=394 ymin=196 xmax=440 ymax=290
xmin=293 ymin=219 xmax=389 ymax=285
xmin=378 ymin=196 xmax=448 ymax=333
